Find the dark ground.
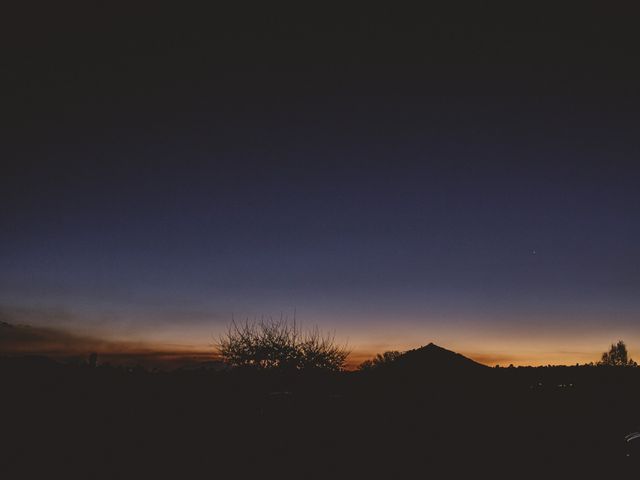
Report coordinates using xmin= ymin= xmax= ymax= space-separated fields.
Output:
xmin=2 ymin=356 xmax=639 ymax=479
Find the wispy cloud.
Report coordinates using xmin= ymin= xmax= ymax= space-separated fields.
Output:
xmin=463 ymin=352 xmax=519 ymax=366
xmin=0 ymin=318 xmax=217 ymax=369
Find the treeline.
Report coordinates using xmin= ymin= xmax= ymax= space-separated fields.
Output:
xmin=217 ymin=318 xmax=637 ymax=372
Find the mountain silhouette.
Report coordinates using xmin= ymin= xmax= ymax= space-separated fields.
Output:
xmin=369 ymin=343 xmax=490 ymax=385
xmin=395 ymin=343 xmax=489 ymax=371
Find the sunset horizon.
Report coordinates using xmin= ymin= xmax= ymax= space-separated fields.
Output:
xmin=3 ymin=3 xmax=640 ymax=476
xmin=2 ymin=310 xmax=636 ymax=369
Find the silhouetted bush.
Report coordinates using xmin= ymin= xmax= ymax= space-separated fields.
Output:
xmin=359 ymin=350 xmax=402 ymax=370
xmin=218 ymin=319 xmax=349 ymax=371
xmin=598 ymin=340 xmax=637 ymax=367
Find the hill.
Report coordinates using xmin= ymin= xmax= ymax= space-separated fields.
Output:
xmin=362 ymin=343 xmax=491 ymax=386
xmin=396 ymin=342 xmax=489 ymax=371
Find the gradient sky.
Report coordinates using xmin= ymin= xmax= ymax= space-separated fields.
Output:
xmin=2 ymin=4 xmax=640 ymax=366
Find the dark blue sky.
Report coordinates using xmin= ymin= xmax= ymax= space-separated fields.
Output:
xmin=2 ymin=3 xmax=640 ymax=364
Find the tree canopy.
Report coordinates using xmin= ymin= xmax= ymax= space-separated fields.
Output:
xmin=598 ymin=340 xmax=637 ymax=367
xmin=359 ymin=350 xmax=403 ymax=370
xmin=217 ymin=318 xmax=349 ymax=372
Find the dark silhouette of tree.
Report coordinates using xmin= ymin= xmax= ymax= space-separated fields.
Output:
xmin=359 ymin=350 xmax=402 ymax=370
xmin=217 ymin=318 xmax=349 ymax=371
xmin=598 ymin=340 xmax=637 ymax=367
xmin=88 ymin=352 xmax=98 ymax=368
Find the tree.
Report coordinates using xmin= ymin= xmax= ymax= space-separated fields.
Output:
xmin=217 ymin=318 xmax=349 ymax=372
xmin=358 ymin=350 xmax=402 ymax=370
xmin=598 ymin=340 xmax=637 ymax=367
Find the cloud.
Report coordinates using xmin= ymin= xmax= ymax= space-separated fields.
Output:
xmin=464 ymin=352 xmax=519 ymax=366
xmin=0 ymin=304 xmax=78 ymax=328
xmin=0 ymin=320 xmax=217 ymax=369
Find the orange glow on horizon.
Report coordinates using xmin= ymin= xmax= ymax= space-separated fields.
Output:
xmin=4 ymin=318 xmax=638 ymax=370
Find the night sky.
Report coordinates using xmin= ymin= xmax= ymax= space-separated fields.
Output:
xmin=2 ymin=3 xmax=640 ymax=366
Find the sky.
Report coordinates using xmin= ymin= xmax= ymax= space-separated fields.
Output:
xmin=2 ymin=3 xmax=640 ymax=367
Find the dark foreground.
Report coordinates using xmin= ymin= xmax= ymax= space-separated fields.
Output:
xmin=2 ymin=357 xmax=639 ymax=479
